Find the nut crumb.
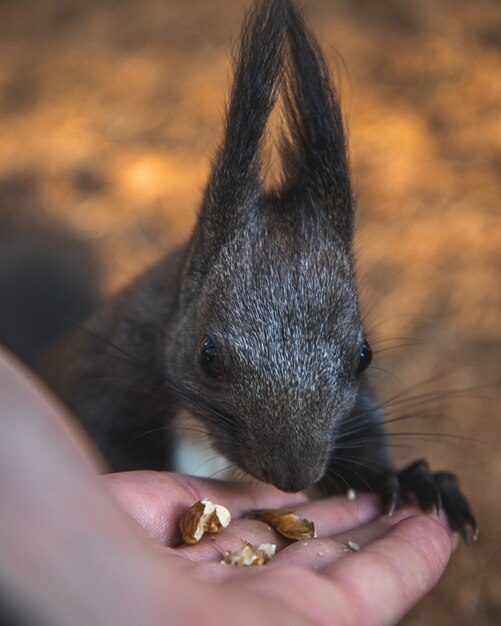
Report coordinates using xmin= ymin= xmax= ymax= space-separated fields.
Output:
xmin=346 ymin=488 xmax=357 ymax=501
xmin=347 ymin=540 xmax=360 ymax=552
xmin=222 ymin=542 xmax=277 ymax=566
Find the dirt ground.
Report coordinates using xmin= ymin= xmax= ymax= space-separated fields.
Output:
xmin=0 ymin=0 xmax=500 ymax=623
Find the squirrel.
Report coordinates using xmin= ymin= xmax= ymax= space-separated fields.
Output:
xmin=42 ymin=0 xmax=476 ymax=541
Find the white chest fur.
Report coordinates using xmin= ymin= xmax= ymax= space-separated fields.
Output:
xmin=171 ymin=411 xmax=240 ymax=480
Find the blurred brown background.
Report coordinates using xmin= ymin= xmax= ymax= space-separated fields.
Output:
xmin=0 ymin=0 xmax=499 ymax=623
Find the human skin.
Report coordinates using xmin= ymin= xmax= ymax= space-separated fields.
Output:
xmin=0 ymin=348 xmax=457 ymax=626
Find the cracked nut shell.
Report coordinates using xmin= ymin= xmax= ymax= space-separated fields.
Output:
xmin=179 ymin=498 xmax=231 ymax=544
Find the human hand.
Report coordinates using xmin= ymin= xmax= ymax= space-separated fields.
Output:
xmin=0 ymin=348 xmax=457 ymax=626
xmin=107 ymin=471 xmax=457 ymax=626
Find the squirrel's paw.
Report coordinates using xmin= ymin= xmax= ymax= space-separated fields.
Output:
xmin=378 ymin=459 xmax=478 ymax=543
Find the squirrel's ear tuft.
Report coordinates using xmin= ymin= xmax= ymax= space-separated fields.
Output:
xmin=280 ymin=3 xmax=353 ymax=238
xmin=194 ymin=1 xmax=289 ymax=254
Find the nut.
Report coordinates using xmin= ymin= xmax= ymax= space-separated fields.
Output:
xmin=179 ymin=498 xmax=231 ymax=544
xmin=222 ymin=542 xmax=277 ymax=566
xmin=249 ymin=508 xmax=316 ymax=540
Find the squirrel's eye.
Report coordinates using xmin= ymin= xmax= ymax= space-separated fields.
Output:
xmin=199 ymin=335 xmax=223 ymax=380
xmin=356 ymin=341 xmax=372 ymax=375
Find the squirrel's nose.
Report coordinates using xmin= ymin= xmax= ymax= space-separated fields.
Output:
xmin=259 ymin=461 xmax=324 ymax=493
xmin=270 ymin=474 xmax=311 ymax=493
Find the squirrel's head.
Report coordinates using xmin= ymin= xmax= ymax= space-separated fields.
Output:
xmin=165 ymin=0 xmax=371 ymax=492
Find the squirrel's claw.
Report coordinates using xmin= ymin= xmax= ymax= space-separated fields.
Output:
xmin=378 ymin=460 xmax=477 ymax=544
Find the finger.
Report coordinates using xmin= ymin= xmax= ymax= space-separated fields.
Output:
xmin=321 ymin=513 xmax=456 ymax=625
xmin=271 ymin=506 xmax=420 ymax=569
xmin=104 ymin=471 xmax=308 ymax=545
xmin=243 ymin=513 xmax=455 ymax=626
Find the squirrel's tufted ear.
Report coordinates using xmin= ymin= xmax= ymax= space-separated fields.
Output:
xmin=191 ymin=0 xmax=289 ymax=265
xmin=280 ymin=3 xmax=354 ymax=240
